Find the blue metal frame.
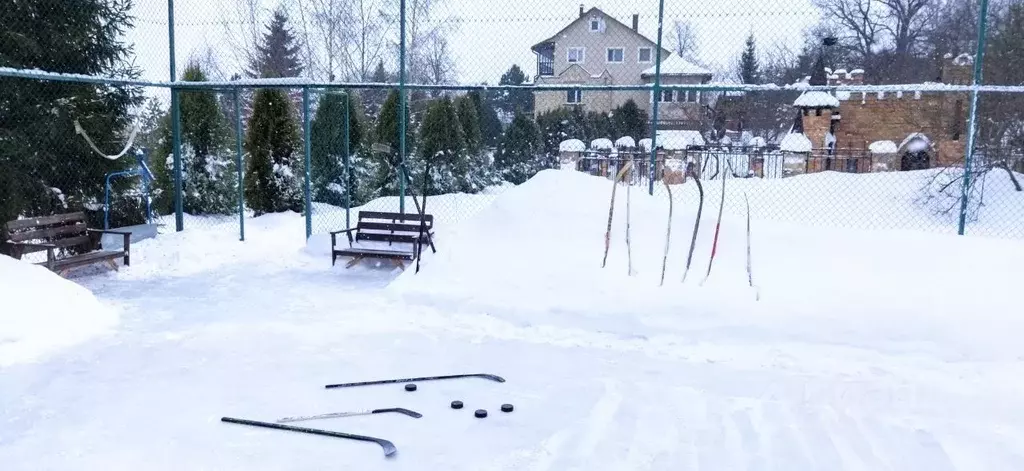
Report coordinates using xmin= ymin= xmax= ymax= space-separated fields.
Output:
xmin=103 ymin=151 xmax=154 ymax=230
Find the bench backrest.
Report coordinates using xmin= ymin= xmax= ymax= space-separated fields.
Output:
xmin=355 ymin=211 xmax=434 ymax=245
xmin=3 ymin=212 xmax=93 ymax=255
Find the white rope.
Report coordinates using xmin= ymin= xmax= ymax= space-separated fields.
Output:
xmin=74 ymin=119 xmax=139 ymax=161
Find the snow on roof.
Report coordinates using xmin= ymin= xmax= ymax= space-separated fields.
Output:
xmin=869 ymin=140 xmax=898 ymax=154
xmin=749 ymin=136 xmax=767 ymax=148
xmin=638 ymin=138 xmax=652 ymax=150
xmin=615 ymin=136 xmax=636 ymax=148
xmin=793 ymin=91 xmax=840 ymax=108
xmin=953 ymin=53 xmax=974 ymax=66
xmin=849 ymin=68 xmax=865 ymax=75
xmin=900 ymin=133 xmax=932 ymax=152
xmin=833 ymin=68 xmax=848 ymax=76
xmin=641 ymin=55 xmax=712 ymax=77
xmin=559 ymin=139 xmax=586 ymax=152
xmin=656 ymin=130 xmax=705 ymax=150
xmin=779 ymin=133 xmax=812 ymax=153
xmin=590 ymin=138 xmax=614 ymax=150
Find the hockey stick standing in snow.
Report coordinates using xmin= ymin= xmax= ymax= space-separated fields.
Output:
xmin=659 ymin=169 xmax=673 ymax=286
xmin=701 ymin=157 xmax=729 ymax=286
xmin=745 ymin=193 xmax=761 ymax=300
xmin=414 ymin=154 xmax=432 ymax=274
xmin=325 ymin=373 xmax=506 ymax=389
xmin=276 ymin=408 xmax=422 ymax=424
xmin=602 ymin=160 xmax=634 ymax=268
xmin=626 ymin=162 xmax=633 ymax=276
xmin=221 ymin=417 xmax=398 ymax=457
xmin=681 ymin=167 xmax=704 ymax=283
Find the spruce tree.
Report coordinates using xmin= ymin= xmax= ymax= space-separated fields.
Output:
xmin=0 ymin=0 xmax=141 ymax=225
xmin=495 ymin=64 xmax=534 ymax=115
xmin=469 ymin=90 xmax=503 ymax=148
xmin=455 ymin=95 xmax=481 ymax=154
xmin=364 ymin=61 xmax=390 ymax=115
xmin=311 ymin=92 xmax=367 ymax=207
xmin=371 ymin=90 xmax=417 ymax=195
xmin=739 ymin=33 xmax=760 ymax=85
xmin=418 ymin=97 xmax=465 ymax=194
xmin=244 ymin=89 xmax=302 ymax=215
xmin=248 ymin=8 xmax=303 ymax=79
xmin=496 ymin=112 xmax=543 ymax=184
xmin=610 ymin=99 xmax=648 ymax=141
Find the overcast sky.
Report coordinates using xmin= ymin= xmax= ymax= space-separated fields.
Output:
xmin=125 ymin=0 xmax=820 ymax=92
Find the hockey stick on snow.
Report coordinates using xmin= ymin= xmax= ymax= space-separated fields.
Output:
xmin=276 ymin=408 xmax=422 ymax=423
xmin=681 ymin=168 xmax=704 ymax=284
xmin=602 ymin=161 xmax=634 ymax=268
xmin=701 ymin=158 xmax=729 ymax=286
xmin=659 ymin=171 xmax=673 ymax=286
xmin=325 ymin=373 xmax=506 ymax=389
xmin=745 ymin=193 xmax=761 ymax=301
xmin=221 ymin=417 xmax=398 ymax=457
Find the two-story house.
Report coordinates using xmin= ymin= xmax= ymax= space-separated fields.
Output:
xmin=531 ymin=6 xmax=713 ymax=130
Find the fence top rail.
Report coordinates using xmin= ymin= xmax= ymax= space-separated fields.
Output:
xmin=4 ymin=67 xmax=1024 ymax=94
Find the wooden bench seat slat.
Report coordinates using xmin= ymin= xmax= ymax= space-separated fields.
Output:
xmin=355 ymin=233 xmax=428 ymax=244
xmin=335 ymin=247 xmax=415 ymax=257
xmin=37 ymin=250 xmax=123 ymax=270
xmin=13 ymin=235 xmax=93 ymax=254
xmin=8 ymin=222 xmax=87 ymax=242
xmin=357 ymin=221 xmax=432 ymax=233
xmin=5 ymin=212 xmax=87 ymax=231
xmin=358 ymin=211 xmax=434 ymax=223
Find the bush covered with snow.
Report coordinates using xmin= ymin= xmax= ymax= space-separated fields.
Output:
xmin=0 ymin=256 xmax=117 ymax=367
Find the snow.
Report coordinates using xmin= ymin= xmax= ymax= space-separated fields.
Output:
xmin=589 ymin=138 xmax=613 ymax=150
xmin=0 ymin=255 xmax=118 ymax=367
xmin=793 ymin=91 xmax=840 ymax=108
xmin=637 ymin=138 xmax=652 ymax=150
xmin=901 ymin=132 xmax=932 ymax=152
xmin=640 ymin=54 xmax=712 ymax=76
xmin=3 ymin=170 xmax=1024 ymax=469
xmin=870 ymin=140 xmax=899 ymax=153
xmin=558 ymin=138 xmax=586 ymax=152
xmin=748 ymin=136 xmax=766 ymax=148
xmin=656 ymin=130 xmax=705 ymax=150
xmin=613 ymin=136 xmax=635 ymax=148
xmin=779 ymin=132 xmax=813 ymax=152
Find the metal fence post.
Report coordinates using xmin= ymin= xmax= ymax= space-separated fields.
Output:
xmin=234 ymin=88 xmax=245 ymax=241
xmin=344 ymin=92 xmax=351 ymax=229
xmin=957 ymin=0 xmax=992 ymax=235
xmin=303 ymin=87 xmax=312 ymax=239
xmin=168 ymin=0 xmax=183 ymax=232
xmin=398 ymin=0 xmax=407 ymax=214
xmin=648 ymin=0 xmax=666 ymax=195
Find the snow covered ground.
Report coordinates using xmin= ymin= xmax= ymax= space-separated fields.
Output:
xmin=2 ymin=169 xmax=1024 ymax=470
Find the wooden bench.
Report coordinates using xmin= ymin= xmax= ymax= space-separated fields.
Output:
xmin=330 ymin=211 xmax=435 ymax=269
xmin=2 ymin=212 xmax=131 ymax=276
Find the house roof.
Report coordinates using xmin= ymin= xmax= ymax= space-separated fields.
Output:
xmin=641 ymin=54 xmax=712 ymax=78
xmin=530 ymin=7 xmax=671 ymax=56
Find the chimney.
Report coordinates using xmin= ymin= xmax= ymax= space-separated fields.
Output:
xmin=579 ymin=4 xmax=584 ymax=17
xmin=632 ymin=14 xmax=639 ymax=32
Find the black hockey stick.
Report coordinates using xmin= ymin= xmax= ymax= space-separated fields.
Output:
xmin=220 ymin=417 xmax=397 ymax=457
xmin=325 ymin=373 xmax=505 ymax=389
xmin=276 ymin=408 xmax=423 ymax=423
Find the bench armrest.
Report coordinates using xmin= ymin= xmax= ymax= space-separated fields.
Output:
xmin=330 ymin=227 xmax=357 ymax=248
xmin=86 ymin=229 xmax=131 ymax=266
xmin=86 ymin=229 xmax=131 ymax=236
xmin=328 ymin=228 xmax=358 ymax=235
xmin=7 ymin=241 xmax=57 ymax=269
xmin=8 ymin=241 xmax=58 ymax=249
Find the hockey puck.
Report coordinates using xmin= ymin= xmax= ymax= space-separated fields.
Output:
xmin=501 ymin=403 xmax=514 ymax=413
xmin=450 ymin=400 xmax=464 ymax=409
xmin=474 ymin=409 xmax=488 ymax=418
xmin=404 ymin=383 xmax=417 ymax=392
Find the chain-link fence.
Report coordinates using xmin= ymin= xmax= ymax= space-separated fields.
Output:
xmin=2 ymin=0 xmax=1022 ymax=255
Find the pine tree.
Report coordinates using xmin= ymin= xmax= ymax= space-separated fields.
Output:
xmin=248 ymin=8 xmax=303 ymax=79
xmin=371 ymin=90 xmax=416 ymax=195
xmin=536 ymin=108 xmax=587 ymax=160
xmin=418 ymin=97 xmax=465 ymax=194
xmin=455 ymin=95 xmax=481 ymax=154
xmin=739 ymin=33 xmax=760 ymax=84
xmin=244 ymin=89 xmax=302 ymax=215
xmin=496 ymin=112 xmax=543 ymax=184
xmin=0 ymin=0 xmax=141 ymax=226
xmin=311 ymin=92 xmax=367 ymax=207
xmin=495 ymin=65 xmax=534 ymax=116
xmin=610 ymin=99 xmax=648 ymax=141
xmin=364 ymin=61 xmax=390 ymax=115
xmin=469 ymin=90 xmax=503 ymax=148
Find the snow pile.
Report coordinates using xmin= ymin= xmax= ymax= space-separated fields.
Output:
xmin=0 ymin=255 xmax=118 ymax=366
xmin=779 ymin=132 xmax=812 ymax=152
xmin=589 ymin=138 xmax=613 ymax=150
xmin=869 ymin=140 xmax=899 ymax=153
xmin=637 ymin=138 xmax=652 ymax=150
xmin=614 ymin=136 xmax=635 ymax=148
xmin=793 ymin=91 xmax=840 ymax=108
xmin=656 ymin=129 xmax=705 ymax=150
xmin=748 ymin=136 xmax=767 ymax=147
xmin=558 ymin=138 xmax=586 ymax=152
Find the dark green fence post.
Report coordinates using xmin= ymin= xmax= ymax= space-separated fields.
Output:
xmin=303 ymin=87 xmax=312 ymax=239
xmin=168 ymin=0 xmax=183 ymax=231
xmin=957 ymin=0 xmax=991 ymax=235
xmin=234 ymin=88 xmax=244 ymax=241
xmin=344 ymin=92 xmax=351 ymax=229
xmin=398 ymin=0 xmax=407 ymax=214
xmin=648 ymin=0 xmax=666 ymax=195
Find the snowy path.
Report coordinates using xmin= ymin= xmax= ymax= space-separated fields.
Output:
xmin=2 ymin=259 xmax=1024 ymax=470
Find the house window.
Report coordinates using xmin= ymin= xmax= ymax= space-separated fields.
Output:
xmin=567 ymin=89 xmax=582 ymax=104
xmin=659 ymin=90 xmax=674 ymax=102
xmin=567 ymin=47 xmax=585 ymax=64
xmin=638 ymin=47 xmax=652 ymax=63
xmin=676 ymin=91 xmax=700 ymax=103
xmin=590 ymin=18 xmax=602 ymax=32
xmin=606 ymin=48 xmax=624 ymax=63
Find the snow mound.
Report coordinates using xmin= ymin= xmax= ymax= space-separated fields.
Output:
xmin=779 ymin=132 xmax=812 ymax=152
xmin=794 ymin=91 xmax=840 ymax=108
xmin=901 ymin=132 xmax=932 ymax=152
xmin=614 ymin=136 xmax=635 ymax=148
xmin=590 ymin=138 xmax=613 ymax=150
xmin=869 ymin=140 xmax=899 ymax=153
xmin=0 ymin=255 xmax=118 ymax=366
xmin=558 ymin=138 xmax=586 ymax=152
xmin=638 ymin=138 xmax=652 ymax=150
